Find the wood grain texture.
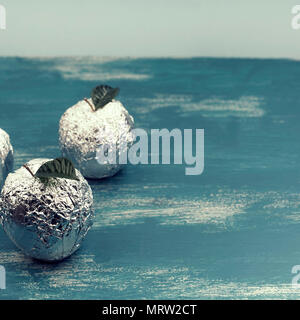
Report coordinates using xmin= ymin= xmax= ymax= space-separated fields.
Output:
xmin=1 ymin=57 xmax=300 ymax=299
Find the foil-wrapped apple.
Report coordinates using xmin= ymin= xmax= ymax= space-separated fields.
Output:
xmin=59 ymin=85 xmax=135 ymax=179
xmin=0 ymin=158 xmax=94 ymax=262
xmin=0 ymin=128 xmax=13 ymax=189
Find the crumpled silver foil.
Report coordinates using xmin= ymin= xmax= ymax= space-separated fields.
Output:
xmin=0 ymin=158 xmax=94 ymax=262
xmin=0 ymin=128 xmax=14 ymax=189
xmin=59 ymin=99 xmax=135 ymax=179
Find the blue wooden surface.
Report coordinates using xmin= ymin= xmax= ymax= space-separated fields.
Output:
xmin=1 ymin=57 xmax=300 ymax=299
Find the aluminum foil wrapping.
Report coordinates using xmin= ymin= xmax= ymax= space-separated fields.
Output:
xmin=59 ymin=99 xmax=135 ymax=179
xmin=0 ymin=128 xmax=14 ymax=189
xmin=0 ymin=158 xmax=94 ymax=262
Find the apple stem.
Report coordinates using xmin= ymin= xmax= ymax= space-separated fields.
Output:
xmin=84 ymin=98 xmax=95 ymax=112
xmin=23 ymin=164 xmax=35 ymax=177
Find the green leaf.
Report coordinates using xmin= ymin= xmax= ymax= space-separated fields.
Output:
xmin=35 ymin=158 xmax=79 ymax=181
xmin=91 ymin=85 xmax=120 ymax=111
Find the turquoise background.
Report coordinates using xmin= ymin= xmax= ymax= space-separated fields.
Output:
xmin=1 ymin=57 xmax=300 ymax=299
